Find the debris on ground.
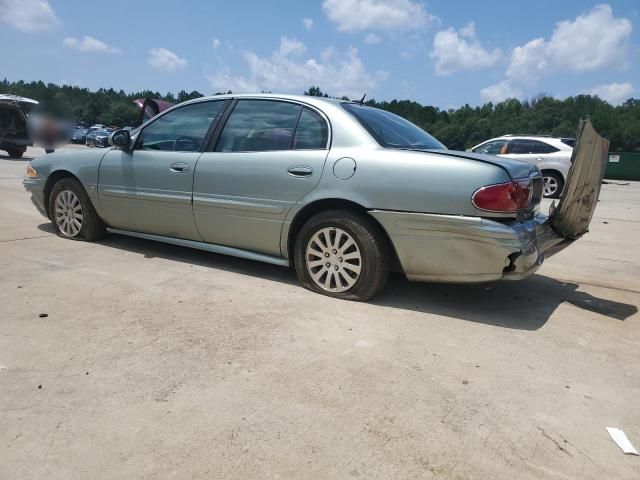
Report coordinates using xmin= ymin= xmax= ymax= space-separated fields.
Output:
xmin=607 ymin=427 xmax=639 ymax=455
xmin=602 ymin=181 xmax=630 ymax=186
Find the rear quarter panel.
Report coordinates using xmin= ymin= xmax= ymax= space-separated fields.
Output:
xmin=296 ymin=148 xmax=513 ymax=216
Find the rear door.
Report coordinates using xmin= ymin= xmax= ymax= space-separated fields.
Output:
xmin=506 ymin=139 xmax=556 ymax=168
xmin=193 ymin=99 xmax=330 ymax=256
xmin=550 ymin=119 xmax=609 ymax=238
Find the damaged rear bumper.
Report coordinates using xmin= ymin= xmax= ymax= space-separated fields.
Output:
xmin=370 ymin=210 xmax=569 ymax=283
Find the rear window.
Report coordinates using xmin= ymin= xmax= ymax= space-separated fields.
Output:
xmin=342 ymin=103 xmax=445 ymax=150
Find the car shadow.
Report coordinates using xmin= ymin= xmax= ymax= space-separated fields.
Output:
xmin=37 ymin=224 xmax=639 ymax=331
xmin=375 ymin=274 xmax=637 ymax=330
xmin=0 ymin=153 xmax=32 ymax=161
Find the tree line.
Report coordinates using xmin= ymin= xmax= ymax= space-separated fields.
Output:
xmin=2 ymin=79 xmax=638 ymax=152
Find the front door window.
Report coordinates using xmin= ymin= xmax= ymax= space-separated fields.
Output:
xmin=136 ymin=101 xmax=226 ymax=152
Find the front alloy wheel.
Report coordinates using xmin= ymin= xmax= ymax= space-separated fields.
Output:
xmin=48 ymin=177 xmax=106 ymax=241
xmin=54 ymin=190 xmax=83 ymax=237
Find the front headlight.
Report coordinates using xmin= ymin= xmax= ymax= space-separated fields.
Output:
xmin=26 ymin=164 xmax=37 ymax=178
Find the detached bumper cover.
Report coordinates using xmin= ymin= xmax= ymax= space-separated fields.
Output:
xmin=370 ymin=210 xmax=568 ymax=283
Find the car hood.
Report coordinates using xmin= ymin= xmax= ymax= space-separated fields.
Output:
xmin=424 ymin=149 xmax=537 ymax=179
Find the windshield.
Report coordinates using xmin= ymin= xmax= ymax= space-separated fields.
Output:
xmin=342 ymin=103 xmax=446 ymax=150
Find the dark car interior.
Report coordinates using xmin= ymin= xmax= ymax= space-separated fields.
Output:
xmin=0 ymin=104 xmax=29 ymax=144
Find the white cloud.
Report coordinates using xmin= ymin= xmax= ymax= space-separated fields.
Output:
xmin=480 ymin=81 xmax=523 ymax=103
xmin=507 ymin=4 xmax=632 ymax=82
xmin=207 ymin=36 xmax=386 ymax=99
xmin=147 ymin=48 xmax=187 ymax=72
xmin=212 ymin=38 xmax=221 ymax=50
xmin=363 ymin=33 xmax=381 ymax=45
xmin=430 ymin=22 xmax=501 ymax=76
xmin=322 ymin=0 xmax=435 ymax=32
xmin=63 ymin=36 xmax=120 ymax=54
xmin=585 ymin=82 xmax=634 ymax=105
xmin=506 ymin=37 xmax=548 ymax=82
xmin=0 ymin=0 xmax=58 ymax=31
xmin=302 ymin=18 xmax=314 ymax=30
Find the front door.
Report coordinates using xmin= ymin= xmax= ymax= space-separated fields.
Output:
xmin=193 ymin=99 xmax=330 ymax=256
xmin=98 ymin=100 xmax=227 ymax=240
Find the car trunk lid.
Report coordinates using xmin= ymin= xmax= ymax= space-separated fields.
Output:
xmin=0 ymin=94 xmax=39 ymax=107
xmin=132 ymin=98 xmax=174 ymax=126
xmin=424 ymin=148 xmax=538 ymax=181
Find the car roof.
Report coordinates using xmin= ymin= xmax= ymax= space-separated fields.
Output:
xmin=479 ymin=135 xmax=572 ymax=149
xmin=181 ymin=93 xmax=347 ymax=109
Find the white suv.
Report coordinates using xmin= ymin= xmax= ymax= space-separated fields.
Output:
xmin=470 ymin=135 xmax=574 ymax=198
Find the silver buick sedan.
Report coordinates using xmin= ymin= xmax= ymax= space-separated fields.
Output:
xmin=23 ymin=94 xmax=608 ymax=300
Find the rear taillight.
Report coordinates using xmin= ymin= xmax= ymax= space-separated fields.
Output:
xmin=472 ymin=180 xmax=532 ymax=213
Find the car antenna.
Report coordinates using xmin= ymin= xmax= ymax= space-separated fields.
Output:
xmin=356 ymin=93 xmax=366 ymax=105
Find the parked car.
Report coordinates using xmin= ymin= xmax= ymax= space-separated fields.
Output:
xmin=84 ymin=129 xmax=98 ymax=147
xmin=23 ymin=94 xmax=608 ymax=301
xmin=0 ymin=94 xmax=37 ymax=158
xmin=470 ymin=135 xmax=574 ymax=198
xmin=85 ymin=128 xmax=112 ymax=147
xmin=71 ymin=127 xmax=89 ymax=144
xmin=93 ymin=129 xmax=112 ymax=147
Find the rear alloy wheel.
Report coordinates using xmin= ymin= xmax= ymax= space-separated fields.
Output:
xmin=542 ymin=171 xmax=564 ymax=199
xmin=49 ymin=178 xmax=106 ymax=241
xmin=294 ymin=210 xmax=390 ymax=301
xmin=306 ymin=227 xmax=362 ymax=293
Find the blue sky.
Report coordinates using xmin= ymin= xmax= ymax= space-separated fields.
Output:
xmin=1 ymin=0 xmax=638 ymax=107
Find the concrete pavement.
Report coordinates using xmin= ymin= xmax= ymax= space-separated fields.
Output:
xmin=1 ymin=146 xmax=639 ymax=479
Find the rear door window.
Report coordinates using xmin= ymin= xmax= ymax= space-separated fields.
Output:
xmin=216 ymin=100 xmax=302 ymax=152
xmin=512 ymin=139 xmax=559 ymax=154
xmin=293 ymin=108 xmax=328 ymax=150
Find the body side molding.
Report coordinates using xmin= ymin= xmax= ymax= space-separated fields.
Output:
xmin=106 ymin=228 xmax=291 ymax=267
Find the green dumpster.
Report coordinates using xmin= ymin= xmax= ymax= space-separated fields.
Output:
xmin=604 ymin=152 xmax=640 ymax=181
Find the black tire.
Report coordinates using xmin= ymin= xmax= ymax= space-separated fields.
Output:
xmin=48 ymin=178 xmax=106 ymax=241
xmin=542 ymin=171 xmax=564 ymax=199
xmin=294 ymin=209 xmax=390 ymax=301
xmin=45 ymin=149 xmax=55 ymax=154
xmin=7 ymin=149 xmax=24 ymax=158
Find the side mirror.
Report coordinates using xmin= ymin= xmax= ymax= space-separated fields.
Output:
xmin=109 ymin=129 xmax=131 ymax=149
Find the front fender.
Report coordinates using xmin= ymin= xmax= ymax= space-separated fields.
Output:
xmin=31 ymin=148 xmax=110 ymax=215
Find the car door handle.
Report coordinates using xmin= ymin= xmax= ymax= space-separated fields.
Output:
xmin=287 ymin=166 xmax=313 ymax=177
xmin=169 ymin=162 xmax=190 ymax=173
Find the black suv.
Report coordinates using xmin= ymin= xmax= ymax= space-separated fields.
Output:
xmin=0 ymin=94 xmax=37 ymax=158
